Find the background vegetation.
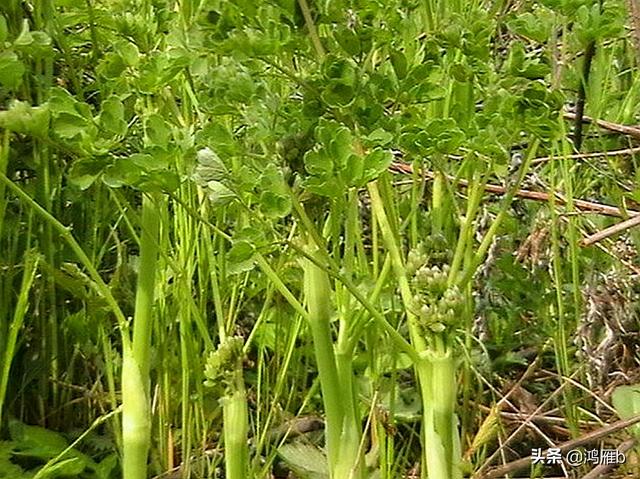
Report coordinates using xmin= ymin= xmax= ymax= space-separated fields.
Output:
xmin=2 ymin=0 xmax=640 ymax=478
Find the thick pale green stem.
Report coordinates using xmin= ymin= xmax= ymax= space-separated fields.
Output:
xmin=426 ymin=349 xmax=460 ymax=479
xmin=223 ymin=371 xmax=249 ymax=479
xmin=123 ymin=193 xmax=160 ymax=479
xmin=122 ymin=345 xmax=151 ymax=479
xmin=303 ymin=246 xmax=345 ymax=477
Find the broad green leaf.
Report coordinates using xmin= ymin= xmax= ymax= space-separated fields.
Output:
xmin=329 ymin=127 xmax=352 ymax=169
xmin=304 ymin=150 xmax=332 ymax=176
xmin=96 ymin=52 xmax=127 ymax=80
xmin=114 ymin=40 xmax=139 ymax=67
xmin=68 ymin=159 xmax=107 ymax=190
xmin=366 ymin=128 xmax=393 ymax=146
xmin=102 ymin=158 xmax=143 ymax=188
xmin=344 ymin=153 xmax=364 ymax=185
xmin=37 ymin=457 xmax=86 ymax=478
xmin=98 ymin=96 xmax=127 ymax=136
xmin=94 ymin=453 xmax=118 ymax=479
xmin=0 ymin=50 xmax=25 ymax=90
xmin=131 ymin=153 xmax=169 ymax=171
xmin=138 ymin=170 xmax=180 ymax=193
xmin=205 ymin=180 xmax=236 ymax=205
xmin=227 ymin=240 xmax=256 ymax=274
xmin=507 ymin=9 xmax=555 ymax=43
xmin=144 ymin=114 xmax=171 ymax=149
xmin=8 ymin=420 xmax=94 ymax=472
xmin=611 ymin=384 xmax=640 ymax=437
xmin=278 ymin=442 xmax=329 ymax=479
xmin=53 ymin=112 xmax=91 ymax=140
xmin=260 ymin=191 xmax=291 ymax=218
xmin=363 ymin=149 xmax=392 ymax=181
xmin=334 ymin=27 xmax=361 ymax=56
xmin=0 ymin=441 xmax=30 ymax=478
xmin=390 ymin=51 xmax=408 ymax=80
xmin=194 ymin=147 xmax=228 ymax=183
xmin=321 ymin=82 xmax=355 ymax=108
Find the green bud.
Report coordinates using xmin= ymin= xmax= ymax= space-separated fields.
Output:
xmin=204 ymin=336 xmax=244 ymax=391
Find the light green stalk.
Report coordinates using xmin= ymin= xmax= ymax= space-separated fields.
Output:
xmin=122 ymin=193 xmax=160 ymax=479
xmin=303 ymin=246 xmax=343 ymax=472
xmin=303 ymin=245 xmax=363 ymax=479
xmin=223 ymin=371 xmax=249 ymax=479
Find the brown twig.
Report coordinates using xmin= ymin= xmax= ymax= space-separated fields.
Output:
xmin=389 ymin=161 xmax=639 ymax=218
xmin=581 ymin=213 xmax=640 ymax=246
xmin=564 ymin=111 xmax=640 ymax=140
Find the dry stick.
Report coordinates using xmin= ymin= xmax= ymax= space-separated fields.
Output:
xmin=579 ymin=437 xmax=637 ymax=479
xmin=475 ymin=405 xmax=594 ymax=427
xmin=477 ymin=414 xmax=640 ymax=479
xmin=389 ymin=161 xmax=638 ymax=218
xmin=581 ymin=212 xmax=640 ymax=246
xmin=564 ymin=111 xmax=640 ymax=140
xmin=531 ymin=145 xmax=640 ymax=165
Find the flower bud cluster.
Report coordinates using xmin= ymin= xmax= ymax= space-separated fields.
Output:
xmin=204 ymin=336 xmax=244 ymax=391
xmin=409 ymin=260 xmax=464 ymax=333
xmin=406 ymin=247 xmax=429 ymax=277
